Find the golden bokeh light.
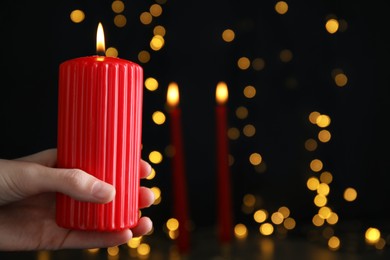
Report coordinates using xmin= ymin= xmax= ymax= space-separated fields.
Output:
xmin=146 ymin=167 xmax=156 ymax=180
xmin=234 ymin=223 xmax=248 ymax=239
xmin=335 ymin=73 xmax=348 ymax=87
xmin=152 ymin=111 xmax=166 ymax=125
xmin=227 ymin=127 xmax=240 ymax=140
xmin=153 ymin=25 xmax=166 ymax=36
xmin=312 ymin=214 xmax=325 ymax=227
xmin=140 ymin=12 xmax=153 ymax=25
xmin=317 ymin=183 xmax=330 ymax=196
xmin=243 ymin=194 xmax=256 ymax=207
xmin=243 ymin=124 xmax=256 ymax=137
xmin=328 ymin=236 xmax=340 ymax=250
xmin=145 ymin=77 xmax=159 ymax=91
xmin=112 ymin=0 xmax=125 ymax=13
xmin=252 ymin=58 xmax=265 ymax=71
xmin=326 ymin=212 xmax=339 ymax=225
xmin=114 ymin=14 xmax=127 ymax=27
xmin=318 ymin=129 xmax=331 ymax=143
xmin=365 ymin=227 xmax=381 ymax=245
xmin=344 ymin=187 xmax=358 ymax=202
xmin=243 ymin=85 xmax=256 ymax=98
xmin=254 ymin=209 xmax=268 ymax=223
xmin=279 ymin=49 xmax=293 ymax=62
xmin=305 ymin=138 xmax=318 ymax=151
xmin=149 ymin=151 xmax=163 ymax=164
xmin=325 ymin=18 xmax=339 ymax=34
xmin=275 ymin=1 xmax=288 ymax=15
xmin=278 ymin=206 xmax=290 ymax=218
xmin=238 ymin=57 xmax=251 ymax=70
xmin=236 ymin=106 xmax=248 ymax=119
xmin=271 ymin=212 xmax=284 ymax=225
xmin=314 ymin=194 xmax=327 ymax=207
xmin=150 ymin=4 xmax=163 ymax=17
xmin=307 ymin=177 xmax=320 ymax=191
xmin=138 ymin=50 xmax=151 ymax=63
xmin=166 ymin=218 xmax=179 ymax=231
xmin=222 ymin=29 xmax=235 ymax=42
xmin=249 ymin=153 xmax=262 ymax=166
xmin=310 ymin=159 xmax=323 ymax=172
xmin=107 ymin=246 xmax=119 ymax=256
xmin=127 ymin=237 xmax=142 ymax=248
xmin=309 ymin=111 xmax=321 ymax=124
xmin=70 ymin=10 xmax=85 ymax=23
xmin=106 ymin=47 xmax=118 ymax=57
xmin=150 ymin=187 xmax=161 ymax=204
xmin=316 ymin=114 xmax=331 ymax=127
xmin=320 ymin=171 xmax=333 ymax=184
xmin=259 ymin=223 xmax=274 ymax=236
xmin=283 ymin=217 xmax=296 ymax=230
xmin=150 ymin=35 xmax=165 ymax=51
xmin=137 ymin=243 xmax=151 ymax=258
xmin=318 ymin=206 xmax=332 ymax=219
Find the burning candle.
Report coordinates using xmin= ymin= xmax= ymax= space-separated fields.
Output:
xmin=56 ymin=23 xmax=143 ymax=231
xmin=215 ymin=81 xmax=233 ymax=243
xmin=167 ymin=82 xmax=190 ymax=252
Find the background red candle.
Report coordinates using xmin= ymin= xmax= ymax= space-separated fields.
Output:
xmin=55 ymin=23 xmax=143 ymax=231
xmin=215 ymin=81 xmax=233 ymax=243
xmin=167 ymin=82 xmax=190 ymax=252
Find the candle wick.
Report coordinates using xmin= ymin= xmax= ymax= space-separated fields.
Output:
xmin=96 ymin=50 xmax=106 ymax=57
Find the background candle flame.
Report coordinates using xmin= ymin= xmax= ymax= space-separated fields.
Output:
xmin=216 ymin=81 xmax=228 ymax=105
xmin=167 ymin=82 xmax=179 ymax=107
xmin=96 ymin=22 xmax=105 ymax=54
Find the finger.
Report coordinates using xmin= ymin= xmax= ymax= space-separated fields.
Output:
xmin=60 ymin=229 xmax=133 ymax=249
xmin=139 ymin=186 xmax=155 ymax=209
xmin=131 ymin=217 xmax=153 ymax=238
xmin=139 ymin=160 xmax=152 ymax=179
xmin=15 ymin=148 xmax=57 ymax=167
xmin=8 ymin=161 xmax=115 ymax=204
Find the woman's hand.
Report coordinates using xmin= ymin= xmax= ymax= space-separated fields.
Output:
xmin=0 ymin=148 xmax=155 ymax=251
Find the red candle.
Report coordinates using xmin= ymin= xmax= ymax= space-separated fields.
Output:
xmin=167 ymin=82 xmax=190 ymax=252
xmin=55 ymin=23 xmax=143 ymax=231
xmin=215 ymin=81 xmax=233 ymax=243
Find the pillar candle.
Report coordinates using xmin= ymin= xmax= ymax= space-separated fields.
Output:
xmin=215 ymin=81 xmax=233 ymax=243
xmin=55 ymin=23 xmax=143 ymax=231
xmin=167 ymin=82 xmax=190 ymax=252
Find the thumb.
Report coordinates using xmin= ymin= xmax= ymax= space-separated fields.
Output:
xmin=0 ymin=159 xmax=115 ymax=205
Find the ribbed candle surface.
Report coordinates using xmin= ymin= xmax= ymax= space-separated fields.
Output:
xmin=56 ymin=56 xmax=143 ymax=231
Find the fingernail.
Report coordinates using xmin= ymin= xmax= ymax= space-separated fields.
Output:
xmin=92 ymin=182 xmax=115 ymax=201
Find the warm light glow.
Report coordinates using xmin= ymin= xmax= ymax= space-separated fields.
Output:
xmin=244 ymin=85 xmax=256 ymax=98
xmin=227 ymin=127 xmax=240 ymax=140
xmin=254 ymin=209 xmax=268 ymax=223
xmin=138 ymin=50 xmax=151 ymax=63
xmin=305 ymin=138 xmax=318 ymax=151
xmin=150 ymin=187 xmax=160 ymax=204
xmin=222 ymin=29 xmax=235 ymax=42
xmin=243 ymin=194 xmax=256 ymax=207
xmin=344 ymin=187 xmax=358 ymax=202
xmin=148 ymin=151 xmax=163 ymax=164
xmin=318 ymin=129 xmax=331 ymax=142
xmin=320 ymin=171 xmax=333 ymax=184
xmin=114 ymin=14 xmax=127 ymax=27
xmin=234 ymin=223 xmax=248 ymax=239
xmin=279 ymin=49 xmax=293 ymax=62
xmin=112 ymin=0 xmax=125 ymax=13
xmin=166 ymin=218 xmax=179 ymax=231
xmin=283 ymin=217 xmax=296 ymax=230
xmin=152 ymin=111 xmax=166 ymax=125
xmin=328 ymin=236 xmax=340 ymax=250
xmin=167 ymin=82 xmax=179 ymax=107
xmin=309 ymin=111 xmax=321 ymax=124
xmin=318 ymin=206 xmax=332 ymax=219
xmin=243 ymin=124 xmax=256 ymax=137
xmin=271 ymin=212 xmax=284 ymax=225
xmin=107 ymin=246 xmax=119 ymax=256
xmin=127 ymin=237 xmax=142 ymax=248
xmin=238 ymin=57 xmax=250 ymax=70
xmin=325 ymin=18 xmax=339 ymax=34
xmin=216 ymin=81 xmax=228 ymax=104
xmin=310 ymin=159 xmax=323 ymax=172
xmin=70 ymin=10 xmax=85 ymax=23
xmin=137 ymin=243 xmax=151 ymax=257
xmin=249 ymin=153 xmax=262 ymax=166
xmin=307 ymin=177 xmax=319 ymax=191
xmin=259 ymin=223 xmax=274 ymax=236
xmin=316 ymin=114 xmax=331 ymax=127
xmin=106 ymin=47 xmax=118 ymax=57
xmin=278 ymin=206 xmax=290 ymax=218
xmin=145 ymin=77 xmax=159 ymax=91
xmin=96 ymin=22 xmax=105 ymax=54
xmin=236 ymin=106 xmax=248 ymax=119
xmin=150 ymin=4 xmax=163 ymax=17
xmin=275 ymin=1 xmax=288 ymax=14
xmin=365 ymin=227 xmax=381 ymax=244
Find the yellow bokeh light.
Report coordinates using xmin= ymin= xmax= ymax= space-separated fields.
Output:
xmin=305 ymin=138 xmax=318 ymax=152
xmin=137 ymin=243 xmax=151 ymax=257
xmin=314 ymin=194 xmax=327 ymax=207
xmin=259 ymin=223 xmax=274 ymax=236
xmin=326 ymin=212 xmax=339 ymax=225
xmin=107 ymin=246 xmax=119 ymax=256
xmin=146 ymin=168 xmax=156 ymax=180
xmin=145 ymin=77 xmax=159 ymax=91
xmin=325 ymin=18 xmax=339 ymax=34
xmin=344 ymin=187 xmax=357 ymax=202
xmin=318 ymin=206 xmax=332 ymax=219
xmin=328 ymin=236 xmax=340 ymax=250
xmin=243 ymin=85 xmax=256 ymax=98
xmin=127 ymin=237 xmax=142 ymax=248
xmin=243 ymin=194 xmax=256 ymax=207
xmin=309 ymin=111 xmax=321 ymax=124
xmin=320 ymin=171 xmax=333 ymax=184
xmin=150 ymin=35 xmax=165 ymax=51
xmin=112 ymin=1 xmax=125 ymax=13
xmin=307 ymin=177 xmax=320 ymax=191
xmin=310 ymin=159 xmax=323 ymax=172
xmin=254 ymin=209 xmax=268 ymax=223
xmin=150 ymin=187 xmax=160 ymax=204
xmin=114 ymin=14 xmax=127 ymax=28
xmin=70 ymin=10 xmax=85 ymax=23
xmin=312 ymin=214 xmax=325 ymax=227
xmin=149 ymin=151 xmax=163 ymax=164
xmin=152 ymin=111 xmax=166 ymax=125
xmin=252 ymin=58 xmax=265 ymax=71
xmin=243 ymin=124 xmax=256 ymax=137
xmin=153 ymin=25 xmax=166 ymax=36
xmin=335 ymin=73 xmax=348 ymax=87
xmin=234 ymin=223 xmax=248 ymax=239
xmin=222 ymin=29 xmax=235 ymax=42
xmin=283 ymin=217 xmax=296 ymax=230
xmin=275 ymin=1 xmax=288 ymax=15
xmin=238 ymin=57 xmax=251 ymax=70
xmin=140 ymin=12 xmax=153 ymax=25
xmin=365 ymin=227 xmax=381 ymax=245
xmin=227 ymin=127 xmax=240 ymax=140
xmin=316 ymin=114 xmax=331 ymax=127
xmin=249 ymin=153 xmax=262 ymax=166
xmin=150 ymin=4 xmax=163 ymax=17
xmin=318 ymin=129 xmax=331 ymax=143
xmin=278 ymin=206 xmax=290 ymax=218
xmin=138 ymin=50 xmax=151 ymax=63
xmin=236 ymin=106 xmax=248 ymax=119
xmin=317 ymin=183 xmax=330 ymax=196
xmin=166 ymin=218 xmax=179 ymax=231
xmin=106 ymin=47 xmax=118 ymax=58
xmin=271 ymin=212 xmax=284 ymax=225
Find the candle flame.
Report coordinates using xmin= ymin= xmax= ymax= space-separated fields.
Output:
xmin=216 ymin=81 xmax=228 ymax=105
xmin=96 ymin=22 xmax=105 ymax=55
xmin=167 ymin=82 xmax=179 ymax=107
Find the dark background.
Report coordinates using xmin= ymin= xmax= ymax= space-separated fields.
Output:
xmin=1 ymin=0 xmax=390 ymax=257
